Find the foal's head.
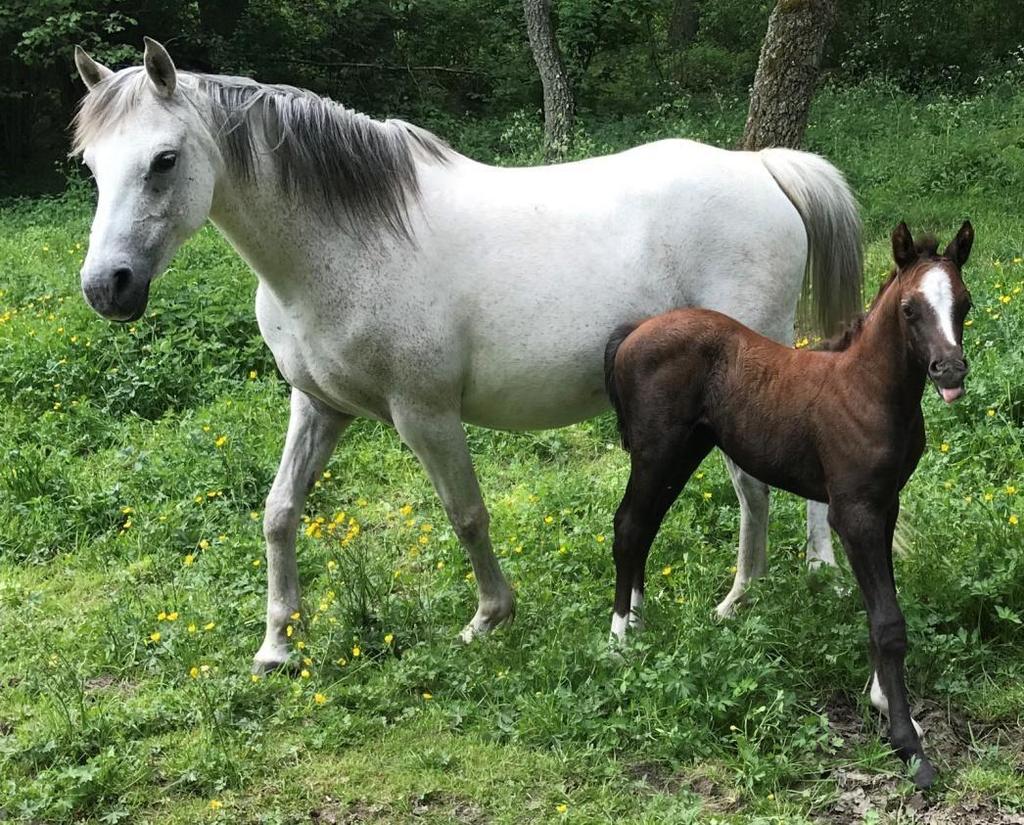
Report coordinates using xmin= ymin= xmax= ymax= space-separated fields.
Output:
xmin=890 ymin=221 xmax=974 ymax=402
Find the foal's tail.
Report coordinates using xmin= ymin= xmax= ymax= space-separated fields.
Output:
xmin=759 ymin=148 xmax=863 ymax=336
xmin=604 ymin=322 xmax=639 ymax=451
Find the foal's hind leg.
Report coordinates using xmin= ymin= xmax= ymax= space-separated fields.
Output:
xmin=611 ymin=429 xmax=713 ymax=642
xmin=715 ymin=459 xmax=770 ymax=619
xmin=831 ymin=499 xmax=934 ymax=788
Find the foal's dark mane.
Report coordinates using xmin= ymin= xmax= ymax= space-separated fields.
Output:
xmin=814 ymin=235 xmax=940 ymax=352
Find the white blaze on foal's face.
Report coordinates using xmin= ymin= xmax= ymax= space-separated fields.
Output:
xmin=918 ymin=267 xmax=958 ymax=347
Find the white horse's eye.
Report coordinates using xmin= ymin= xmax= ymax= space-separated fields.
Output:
xmin=151 ymin=151 xmax=177 ymax=173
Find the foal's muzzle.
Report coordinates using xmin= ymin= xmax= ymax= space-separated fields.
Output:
xmin=81 ymin=264 xmax=151 ymax=322
xmin=929 ymin=356 xmax=968 ymax=404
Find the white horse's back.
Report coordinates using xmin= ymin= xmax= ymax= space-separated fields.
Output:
xmin=410 ymin=140 xmax=808 ymax=429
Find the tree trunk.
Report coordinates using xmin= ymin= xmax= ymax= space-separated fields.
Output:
xmin=523 ymin=0 xmax=574 ymax=161
xmin=667 ymin=0 xmax=699 ymax=51
xmin=741 ymin=0 xmax=836 ymax=150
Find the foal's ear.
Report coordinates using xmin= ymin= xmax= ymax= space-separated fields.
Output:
xmin=891 ymin=222 xmax=917 ymax=269
xmin=74 ymin=45 xmax=113 ymax=90
xmin=944 ymin=220 xmax=974 ymax=268
xmin=143 ymin=36 xmax=177 ymax=97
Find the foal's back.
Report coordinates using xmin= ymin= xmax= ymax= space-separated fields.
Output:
xmin=610 ymin=308 xmax=841 ymax=501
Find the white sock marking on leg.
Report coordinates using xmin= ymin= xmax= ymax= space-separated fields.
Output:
xmin=870 ymin=671 xmax=923 ymax=738
xmin=610 ymin=612 xmax=628 ymax=642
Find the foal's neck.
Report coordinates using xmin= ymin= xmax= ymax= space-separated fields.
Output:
xmin=845 ymin=287 xmax=927 ymax=414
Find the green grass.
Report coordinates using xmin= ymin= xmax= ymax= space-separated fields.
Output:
xmin=1 ymin=82 xmax=1023 ymax=823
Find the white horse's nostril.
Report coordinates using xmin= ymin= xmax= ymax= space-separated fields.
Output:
xmin=113 ymin=267 xmax=133 ymax=295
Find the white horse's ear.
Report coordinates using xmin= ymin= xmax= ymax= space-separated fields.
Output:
xmin=74 ymin=45 xmax=113 ymax=90
xmin=143 ymin=36 xmax=177 ymax=97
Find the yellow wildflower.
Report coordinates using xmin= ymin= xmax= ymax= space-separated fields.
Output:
xmin=1010 ymin=515 xmax=1019 ymax=526
xmin=149 ymin=631 xmax=161 ymax=642
xmin=702 ymin=491 xmax=712 ymax=500
xmin=662 ymin=565 xmax=672 ymax=576
xmin=190 ymin=666 xmax=199 ymax=679
xmin=1007 ymin=486 xmax=1018 ymax=495
xmin=215 ymin=435 xmax=228 ymax=448
xmin=188 ymin=623 xmax=197 ymax=633
xmin=300 ymin=669 xmax=310 ymax=679
xmin=384 ymin=633 xmax=394 ymax=645
xmin=167 ymin=611 xmax=178 ymax=621
xmin=184 ymin=554 xmax=195 ymax=566
xmin=314 ymin=692 xmax=327 ymax=705
xmin=399 ymin=504 xmax=413 ymax=517
xmin=352 ymin=645 xmax=361 ymax=657
xmin=204 ymin=622 xmax=215 ymax=631
xmin=556 ymin=804 xmax=568 ymax=815
xmin=249 ymin=370 xmax=257 ymax=379
xmin=209 ymin=799 xmax=223 ymax=810
xmin=422 ymin=692 xmax=433 ymax=700
xmin=940 ymin=443 xmax=950 ymax=453
xmin=286 ymin=625 xmax=293 ymax=637
xmin=544 ymin=515 xmax=554 ymax=524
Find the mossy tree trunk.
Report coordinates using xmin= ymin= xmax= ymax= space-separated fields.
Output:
xmin=741 ymin=0 xmax=836 ymax=150
xmin=523 ymin=0 xmax=574 ymax=161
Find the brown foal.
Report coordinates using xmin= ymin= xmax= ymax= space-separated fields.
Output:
xmin=603 ymin=221 xmax=974 ymax=788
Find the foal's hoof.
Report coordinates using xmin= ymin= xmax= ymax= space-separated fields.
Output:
xmin=911 ymin=757 xmax=937 ymax=790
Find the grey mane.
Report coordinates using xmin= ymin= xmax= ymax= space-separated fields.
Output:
xmin=72 ymin=68 xmax=452 ymax=240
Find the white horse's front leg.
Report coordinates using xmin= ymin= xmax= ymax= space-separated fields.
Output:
xmin=715 ymin=458 xmax=769 ymax=619
xmin=252 ymin=389 xmax=351 ymax=674
xmin=393 ymin=410 xmax=514 ymax=642
xmin=806 ymin=500 xmax=837 ymax=569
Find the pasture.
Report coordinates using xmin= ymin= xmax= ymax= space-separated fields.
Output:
xmin=1 ymin=83 xmax=1023 ymax=823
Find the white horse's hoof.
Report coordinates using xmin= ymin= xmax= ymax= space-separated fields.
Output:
xmin=458 ymin=596 xmax=515 ymax=643
xmin=252 ymin=640 xmax=293 ymax=674
xmin=714 ymin=594 xmax=741 ymax=620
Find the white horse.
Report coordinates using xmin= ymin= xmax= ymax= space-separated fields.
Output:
xmin=72 ymin=39 xmax=860 ymax=673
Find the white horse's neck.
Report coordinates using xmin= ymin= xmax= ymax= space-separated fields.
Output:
xmin=208 ymin=170 xmax=367 ymax=305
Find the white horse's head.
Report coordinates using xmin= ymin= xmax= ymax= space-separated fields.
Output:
xmin=73 ymin=39 xmax=219 ymax=321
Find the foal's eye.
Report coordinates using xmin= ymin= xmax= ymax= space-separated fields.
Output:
xmin=901 ymin=303 xmax=916 ymax=319
xmin=150 ymin=151 xmax=178 ymax=173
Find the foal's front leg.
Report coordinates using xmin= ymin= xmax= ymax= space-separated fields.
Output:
xmin=393 ymin=410 xmax=514 ymax=642
xmin=253 ymin=389 xmax=351 ymax=674
xmin=831 ymin=499 xmax=934 ymax=788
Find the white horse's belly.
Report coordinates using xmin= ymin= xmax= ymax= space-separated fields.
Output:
xmin=435 ymin=145 xmax=808 ymax=431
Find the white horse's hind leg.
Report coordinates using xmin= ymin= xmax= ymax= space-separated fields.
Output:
xmin=870 ymin=671 xmax=924 ymax=738
xmin=393 ymin=411 xmax=514 ymax=642
xmin=253 ymin=390 xmax=351 ymax=674
xmin=806 ymin=500 xmax=837 ymax=568
xmin=715 ymin=458 xmax=769 ymax=619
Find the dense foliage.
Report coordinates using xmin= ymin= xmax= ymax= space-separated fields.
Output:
xmin=3 ymin=0 xmax=1024 ymax=193
xmin=0 ymin=82 xmax=1022 ymax=822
